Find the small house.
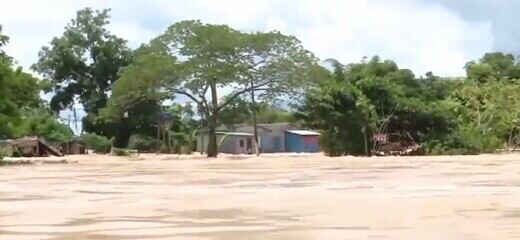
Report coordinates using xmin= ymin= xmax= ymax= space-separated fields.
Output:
xmin=284 ymin=130 xmax=320 ymax=153
xmin=197 ymin=131 xmax=254 ymax=154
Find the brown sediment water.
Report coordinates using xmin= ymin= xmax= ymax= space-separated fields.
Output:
xmin=0 ymin=153 xmax=519 ymax=239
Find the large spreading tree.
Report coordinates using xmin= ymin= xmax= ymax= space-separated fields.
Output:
xmin=117 ymin=20 xmax=319 ymax=157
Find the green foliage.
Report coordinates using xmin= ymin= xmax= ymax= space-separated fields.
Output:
xmin=128 ymin=134 xmax=161 ymax=152
xmin=0 ymin=25 xmax=11 ymax=62
xmin=32 ymin=8 xmax=132 ymax=145
xmin=218 ymin=96 xmax=294 ymax=126
xmin=300 ymin=53 xmax=520 ymax=156
xmin=465 ymin=52 xmax=520 ymax=83
xmin=297 ymin=77 xmax=374 ymax=156
xmin=111 ymin=147 xmax=131 ymax=156
xmin=32 ymin=8 xmax=132 ymax=113
xmin=0 ymin=28 xmax=47 ymax=139
xmin=444 ymin=78 xmax=520 ymax=153
xmin=17 ymin=109 xmax=74 ymax=144
xmin=256 ymin=105 xmax=294 ymax=123
xmin=219 ymin=96 xmax=252 ymax=126
xmin=298 ymin=56 xmax=453 ymax=156
xmin=101 ymin=46 xmax=178 ymax=121
xmin=0 ymin=146 xmax=8 ymax=160
xmin=165 ymin=104 xmax=198 ymax=153
xmin=80 ymin=133 xmax=112 ymax=153
xmin=97 ymin=46 xmax=179 ymax=147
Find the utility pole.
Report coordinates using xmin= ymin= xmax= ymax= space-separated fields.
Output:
xmin=250 ymin=79 xmax=260 ymax=156
xmin=198 ymin=104 xmax=204 ymax=155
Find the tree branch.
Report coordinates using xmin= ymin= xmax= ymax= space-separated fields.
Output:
xmin=199 ymin=83 xmax=210 ymax=109
xmin=217 ymin=86 xmax=269 ymax=112
xmin=172 ymin=89 xmax=202 ymax=105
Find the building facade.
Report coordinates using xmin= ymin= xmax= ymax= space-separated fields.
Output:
xmin=197 ymin=132 xmax=254 ymax=154
xmin=284 ymin=130 xmax=320 ymax=153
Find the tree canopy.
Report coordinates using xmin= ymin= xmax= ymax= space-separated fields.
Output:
xmin=106 ymin=20 xmax=319 ymax=156
xmin=32 ymin=8 xmax=132 ymax=141
xmin=0 ymin=26 xmax=72 ymax=143
xmin=297 ymin=56 xmax=455 ymax=156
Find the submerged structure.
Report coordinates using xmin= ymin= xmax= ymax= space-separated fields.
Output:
xmin=8 ymin=137 xmax=63 ymax=157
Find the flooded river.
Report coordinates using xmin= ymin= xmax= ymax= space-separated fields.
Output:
xmin=1 ymin=153 xmax=519 ymax=239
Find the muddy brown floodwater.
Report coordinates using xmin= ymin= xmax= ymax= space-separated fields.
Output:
xmin=0 ymin=153 xmax=519 ymax=240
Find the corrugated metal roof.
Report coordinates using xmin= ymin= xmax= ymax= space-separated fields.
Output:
xmin=285 ymin=130 xmax=320 ymax=136
xmin=216 ymin=131 xmax=253 ymax=136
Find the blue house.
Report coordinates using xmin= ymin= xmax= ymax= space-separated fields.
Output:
xmin=284 ymin=130 xmax=320 ymax=153
xmin=235 ymin=123 xmax=294 ymax=153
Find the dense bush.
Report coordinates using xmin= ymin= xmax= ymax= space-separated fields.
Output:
xmin=0 ymin=148 xmax=7 ymax=160
xmin=17 ymin=109 xmax=74 ymax=144
xmin=111 ymin=147 xmax=131 ymax=156
xmin=299 ymin=54 xmax=520 ymax=156
xmin=127 ymin=134 xmax=161 ymax=152
xmin=80 ymin=133 xmax=112 ymax=153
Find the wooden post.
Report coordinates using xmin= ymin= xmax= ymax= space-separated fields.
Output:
xmin=250 ymin=79 xmax=259 ymax=156
xmin=156 ymin=124 xmax=161 ymax=154
xmin=199 ymin=104 xmax=205 ymax=155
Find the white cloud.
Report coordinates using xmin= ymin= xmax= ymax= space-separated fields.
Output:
xmin=288 ymin=0 xmax=494 ymax=76
xmin=1 ymin=0 xmax=494 ymax=77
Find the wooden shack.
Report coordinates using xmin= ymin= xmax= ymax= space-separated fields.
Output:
xmin=61 ymin=139 xmax=86 ymax=155
xmin=10 ymin=137 xmax=63 ymax=157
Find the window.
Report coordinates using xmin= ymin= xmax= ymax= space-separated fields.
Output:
xmin=239 ymin=139 xmax=244 ymax=148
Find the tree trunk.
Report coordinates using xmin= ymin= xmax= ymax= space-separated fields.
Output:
xmin=162 ymin=125 xmax=167 ymax=153
xmin=199 ymin=107 xmax=204 ymax=155
xmin=250 ymin=79 xmax=260 ymax=156
xmin=113 ymin=122 xmax=131 ymax=148
xmin=362 ymin=126 xmax=368 ymax=156
xmin=207 ymin=79 xmax=219 ymax=157
xmin=156 ymin=124 xmax=161 ymax=154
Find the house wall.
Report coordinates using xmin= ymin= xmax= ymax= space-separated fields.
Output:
xmin=285 ymin=132 xmax=302 ymax=152
xmin=285 ymin=133 xmax=320 ymax=153
xmin=302 ymin=135 xmax=320 ymax=152
xmin=236 ymin=123 xmax=293 ymax=153
xmin=62 ymin=142 xmax=85 ymax=155
xmin=197 ymin=134 xmax=225 ymax=153
xmin=197 ymin=134 xmax=253 ymax=154
xmin=219 ymin=136 xmax=236 ymax=154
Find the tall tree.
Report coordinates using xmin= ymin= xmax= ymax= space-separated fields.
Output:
xmin=32 ymin=8 xmax=132 ymax=142
xmin=149 ymin=20 xmax=317 ymax=157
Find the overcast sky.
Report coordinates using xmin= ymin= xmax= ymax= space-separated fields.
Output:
xmin=1 ymin=0 xmax=514 ymax=78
